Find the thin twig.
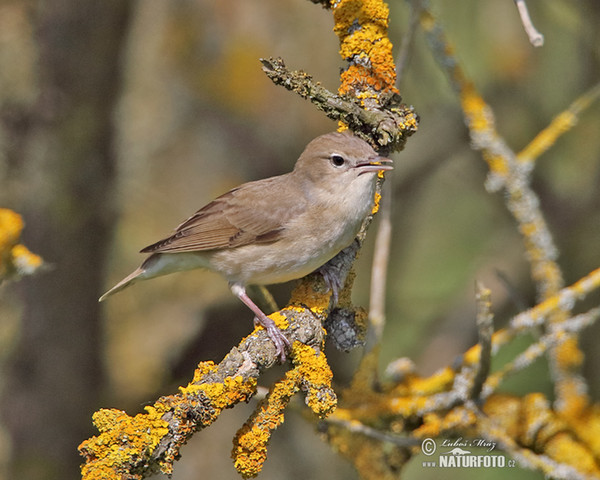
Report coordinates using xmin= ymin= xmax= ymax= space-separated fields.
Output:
xmin=323 ymin=415 xmax=421 ymax=447
xmin=366 ymin=178 xmax=393 ymax=353
xmin=472 ymin=408 xmax=595 ymax=480
xmin=470 ymin=283 xmax=494 ymax=400
xmin=395 ymin=4 xmax=419 ymax=85
xmin=412 ymin=0 xmax=585 ymax=414
xmin=482 ymin=308 xmax=600 ymax=399
xmin=518 ymin=81 xmax=600 ymax=164
xmin=514 ymin=0 xmax=544 ymax=47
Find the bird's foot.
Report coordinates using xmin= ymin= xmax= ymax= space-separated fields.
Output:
xmin=318 ymin=264 xmax=343 ymax=307
xmin=253 ymin=315 xmax=291 ymax=362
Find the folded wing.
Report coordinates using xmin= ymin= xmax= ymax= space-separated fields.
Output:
xmin=141 ymin=175 xmax=302 ymax=254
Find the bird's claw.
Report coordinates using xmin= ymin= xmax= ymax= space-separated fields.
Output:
xmin=254 ymin=315 xmax=291 ymax=362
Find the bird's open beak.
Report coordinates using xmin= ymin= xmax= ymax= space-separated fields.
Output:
xmin=355 ymin=156 xmax=393 ymax=175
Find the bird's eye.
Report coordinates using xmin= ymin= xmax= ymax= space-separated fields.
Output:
xmin=330 ymin=154 xmax=346 ymax=167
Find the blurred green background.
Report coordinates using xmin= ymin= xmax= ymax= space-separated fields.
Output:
xmin=0 ymin=1 xmax=599 ymax=479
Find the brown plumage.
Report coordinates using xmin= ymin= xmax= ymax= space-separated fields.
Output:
xmin=100 ymin=131 xmax=392 ymax=361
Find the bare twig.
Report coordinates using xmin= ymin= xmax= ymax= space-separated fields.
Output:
xmin=395 ymin=4 xmax=419 ymax=84
xmin=514 ymin=0 xmax=544 ymax=47
xmin=366 ymin=179 xmax=393 ymax=353
xmin=323 ymin=415 xmax=421 ymax=447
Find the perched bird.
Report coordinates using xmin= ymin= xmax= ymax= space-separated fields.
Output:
xmin=100 ymin=131 xmax=392 ymax=361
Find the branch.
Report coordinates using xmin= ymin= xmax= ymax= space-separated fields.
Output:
xmin=365 ymin=178 xmax=392 ymax=353
xmin=412 ymin=0 xmax=588 ymax=417
xmin=80 ymin=288 xmax=334 ymax=479
xmin=260 ymin=57 xmax=417 ymax=153
xmin=514 ymin=0 xmax=544 ymax=47
xmin=80 ymin=1 xmax=414 ymax=477
xmin=469 ymin=283 xmax=494 ymax=400
xmin=0 ymin=208 xmax=43 ymax=283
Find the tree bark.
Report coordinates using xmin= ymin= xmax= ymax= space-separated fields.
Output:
xmin=1 ymin=2 xmax=132 ymax=479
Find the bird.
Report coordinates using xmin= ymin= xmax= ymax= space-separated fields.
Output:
xmin=99 ymin=131 xmax=392 ymax=361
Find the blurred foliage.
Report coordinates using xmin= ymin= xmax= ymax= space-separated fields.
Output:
xmin=1 ymin=0 xmax=599 ymax=479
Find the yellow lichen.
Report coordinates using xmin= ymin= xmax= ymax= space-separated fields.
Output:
xmin=293 ymin=342 xmax=337 ymax=416
xmin=182 ymin=375 xmax=255 ymax=410
xmin=189 ymin=360 xmax=218 ymax=384
xmin=0 ymin=208 xmax=43 ymax=280
xmin=289 ymin=278 xmax=332 ymax=314
xmin=232 ymin=343 xmax=336 ymax=477
xmin=232 ymin=370 xmax=300 ymax=478
xmin=371 ymin=191 xmax=382 ymax=214
xmin=332 ymin=0 xmax=398 ymax=102
xmin=545 ymin=432 xmax=600 ymax=477
xmin=10 ymin=244 xmax=43 ymax=275
xmin=571 ymin=405 xmax=600 ymax=457
xmin=79 ymin=407 xmax=169 ymax=480
xmin=0 ymin=208 xmax=23 ymax=252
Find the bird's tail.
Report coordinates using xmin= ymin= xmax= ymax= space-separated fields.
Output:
xmin=99 ymin=267 xmax=145 ymax=302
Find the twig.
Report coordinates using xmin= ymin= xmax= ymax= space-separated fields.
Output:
xmin=473 ymin=407 xmax=595 ymax=480
xmin=395 ymin=3 xmax=419 ymax=84
xmin=366 ymin=178 xmax=393 ymax=353
xmin=323 ymin=415 xmax=421 ymax=447
xmin=247 ymin=285 xmax=279 ymax=314
xmin=260 ymin=57 xmax=418 ymax=152
xmin=470 ymin=283 xmax=494 ymax=400
xmin=482 ymin=308 xmax=600 ymax=399
xmin=518 ymin=81 xmax=600 ymax=165
xmin=514 ymin=0 xmax=544 ymax=47
xmin=412 ymin=0 xmax=586 ymax=415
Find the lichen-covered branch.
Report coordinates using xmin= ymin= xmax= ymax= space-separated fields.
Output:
xmin=316 ymin=2 xmax=600 ymax=478
xmin=411 ymin=0 xmax=593 ymax=419
xmin=322 ymin=281 xmax=600 ymax=478
xmin=80 ymin=235 xmax=372 ymax=479
xmin=260 ymin=57 xmax=417 ymax=153
xmin=80 ymin=274 xmax=336 ymax=479
xmin=0 ymin=208 xmax=43 ymax=282
xmin=518 ymin=81 xmax=600 ymax=165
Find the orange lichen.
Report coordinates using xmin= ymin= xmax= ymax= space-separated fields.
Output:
xmin=332 ymin=0 xmax=398 ymax=102
xmin=371 ymin=191 xmax=382 ymax=214
xmin=10 ymin=244 xmax=43 ymax=274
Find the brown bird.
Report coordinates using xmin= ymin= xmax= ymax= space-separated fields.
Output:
xmin=100 ymin=131 xmax=392 ymax=361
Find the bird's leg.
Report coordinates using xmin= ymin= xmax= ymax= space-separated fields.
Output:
xmin=318 ymin=263 xmax=343 ymax=307
xmin=230 ymin=283 xmax=290 ymax=362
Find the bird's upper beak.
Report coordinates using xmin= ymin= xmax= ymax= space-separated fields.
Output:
xmin=355 ymin=156 xmax=393 ymax=175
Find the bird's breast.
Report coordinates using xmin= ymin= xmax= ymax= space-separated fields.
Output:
xmin=208 ymin=175 xmax=377 ymax=286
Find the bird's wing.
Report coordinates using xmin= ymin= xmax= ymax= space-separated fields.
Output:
xmin=140 ymin=175 xmax=303 ymax=253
